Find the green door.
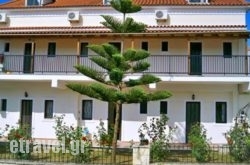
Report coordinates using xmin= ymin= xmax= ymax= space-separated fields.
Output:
xmin=20 ymin=100 xmax=33 ymax=137
xmin=23 ymin=43 xmax=34 ymax=73
xmin=186 ymin=102 xmax=200 ymax=143
xmin=190 ymin=42 xmax=202 ymax=75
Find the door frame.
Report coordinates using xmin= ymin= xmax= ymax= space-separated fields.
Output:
xmin=23 ymin=42 xmax=35 ymax=73
xmin=189 ymin=41 xmax=202 ymax=75
xmin=185 ymin=101 xmax=201 ymax=143
xmin=20 ymin=99 xmax=33 ymax=137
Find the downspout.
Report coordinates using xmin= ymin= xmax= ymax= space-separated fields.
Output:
xmin=77 ymin=93 xmax=81 ymax=126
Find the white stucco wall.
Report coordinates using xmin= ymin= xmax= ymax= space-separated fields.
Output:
xmin=0 ymin=7 xmax=246 ymax=28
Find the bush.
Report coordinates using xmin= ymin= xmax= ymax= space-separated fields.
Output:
xmin=226 ymin=112 xmax=250 ymax=162
xmin=7 ymin=125 xmax=32 ymax=159
xmin=93 ymin=120 xmax=113 ymax=147
xmin=54 ymin=115 xmax=92 ymax=163
xmin=227 ymin=126 xmax=250 ymax=161
xmin=138 ymin=114 xmax=175 ymax=162
xmin=188 ymin=123 xmax=211 ymax=162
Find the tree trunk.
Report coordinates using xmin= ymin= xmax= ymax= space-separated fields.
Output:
xmin=111 ymin=103 xmax=120 ymax=164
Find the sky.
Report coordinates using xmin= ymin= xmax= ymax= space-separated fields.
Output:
xmin=0 ymin=0 xmax=8 ymax=3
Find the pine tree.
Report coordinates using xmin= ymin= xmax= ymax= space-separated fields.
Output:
xmin=67 ymin=0 xmax=172 ymax=164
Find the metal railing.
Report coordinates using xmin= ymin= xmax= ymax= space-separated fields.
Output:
xmin=1 ymin=55 xmax=249 ymax=76
xmin=0 ymin=142 xmax=132 ymax=165
xmin=151 ymin=144 xmax=250 ymax=163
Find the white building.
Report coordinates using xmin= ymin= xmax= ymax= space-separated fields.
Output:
xmin=0 ymin=0 xmax=250 ymax=144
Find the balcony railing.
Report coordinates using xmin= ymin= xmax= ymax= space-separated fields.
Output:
xmin=1 ymin=55 xmax=249 ymax=76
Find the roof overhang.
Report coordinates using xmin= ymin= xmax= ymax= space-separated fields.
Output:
xmin=0 ymin=25 xmax=248 ymax=38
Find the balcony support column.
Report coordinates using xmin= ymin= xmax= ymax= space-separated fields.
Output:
xmin=239 ymin=82 xmax=250 ymax=94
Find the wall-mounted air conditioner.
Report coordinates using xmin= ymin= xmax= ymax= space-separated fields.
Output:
xmin=155 ymin=10 xmax=168 ymax=20
xmin=0 ymin=13 xmax=7 ymax=23
xmin=67 ymin=11 xmax=80 ymax=22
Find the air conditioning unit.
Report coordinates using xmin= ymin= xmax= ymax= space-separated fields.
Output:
xmin=155 ymin=10 xmax=168 ymax=20
xmin=0 ymin=13 xmax=7 ymax=23
xmin=67 ymin=11 xmax=80 ymax=22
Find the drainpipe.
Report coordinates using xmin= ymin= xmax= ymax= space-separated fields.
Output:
xmin=77 ymin=93 xmax=81 ymax=127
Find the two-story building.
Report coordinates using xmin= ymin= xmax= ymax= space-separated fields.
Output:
xmin=0 ymin=0 xmax=249 ymax=144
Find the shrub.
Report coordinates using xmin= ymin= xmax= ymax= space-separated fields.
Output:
xmin=93 ymin=120 xmax=113 ymax=147
xmin=7 ymin=125 xmax=32 ymax=159
xmin=138 ymin=114 xmax=175 ymax=162
xmin=227 ymin=125 xmax=250 ymax=161
xmin=54 ymin=114 xmax=92 ymax=163
xmin=188 ymin=123 xmax=211 ymax=162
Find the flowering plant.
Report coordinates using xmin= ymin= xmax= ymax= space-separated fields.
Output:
xmin=54 ymin=115 xmax=92 ymax=163
xmin=7 ymin=124 xmax=33 ymax=159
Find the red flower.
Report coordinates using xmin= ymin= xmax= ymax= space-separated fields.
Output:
xmin=82 ymin=136 xmax=87 ymax=141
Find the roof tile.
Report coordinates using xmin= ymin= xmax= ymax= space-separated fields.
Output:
xmin=0 ymin=0 xmax=248 ymax=9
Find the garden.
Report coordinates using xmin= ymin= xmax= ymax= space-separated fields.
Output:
xmin=0 ymin=113 xmax=250 ymax=165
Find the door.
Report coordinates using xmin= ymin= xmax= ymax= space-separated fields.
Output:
xmin=20 ymin=100 xmax=33 ymax=137
xmin=190 ymin=42 xmax=202 ymax=75
xmin=186 ymin=102 xmax=200 ymax=143
xmin=108 ymin=102 xmax=122 ymax=140
xmin=23 ymin=43 xmax=35 ymax=73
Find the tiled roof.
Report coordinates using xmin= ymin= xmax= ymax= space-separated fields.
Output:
xmin=0 ymin=25 xmax=247 ymax=36
xmin=0 ymin=0 xmax=248 ymax=9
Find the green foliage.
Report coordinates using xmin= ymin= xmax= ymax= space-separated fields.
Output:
xmin=7 ymin=125 xmax=32 ymax=159
xmin=138 ymin=114 xmax=175 ymax=162
xmin=125 ymin=74 xmax=161 ymax=87
xmin=93 ymin=120 xmax=113 ymax=147
xmin=67 ymin=0 xmax=172 ymax=163
xmin=110 ymin=0 xmax=141 ymax=14
xmin=53 ymin=115 xmax=92 ymax=163
xmin=226 ymin=116 xmax=250 ymax=162
xmin=188 ymin=123 xmax=211 ymax=162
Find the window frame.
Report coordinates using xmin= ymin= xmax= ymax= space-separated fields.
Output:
xmin=44 ymin=100 xmax=54 ymax=119
xmin=26 ymin=0 xmax=40 ymax=6
xmin=80 ymin=42 xmax=89 ymax=57
xmin=47 ymin=42 xmax=56 ymax=57
xmin=215 ymin=102 xmax=227 ymax=123
xmin=140 ymin=101 xmax=147 ymax=114
xmin=1 ymin=99 xmax=7 ymax=111
xmin=160 ymin=101 xmax=168 ymax=114
xmin=4 ymin=43 xmax=10 ymax=52
xmin=82 ymin=100 xmax=93 ymax=120
xmin=223 ymin=42 xmax=232 ymax=58
xmin=109 ymin=42 xmax=122 ymax=52
xmin=141 ymin=41 xmax=148 ymax=51
xmin=161 ymin=41 xmax=168 ymax=52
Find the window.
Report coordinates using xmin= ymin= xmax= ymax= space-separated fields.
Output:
xmin=109 ymin=42 xmax=121 ymax=52
xmin=141 ymin=42 xmax=148 ymax=51
xmin=216 ymin=102 xmax=227 ymax=123
xmin=189 ymin=0 xmax=208 ymax=3
xmin=140 ymin=101 xmax=147 ymax=114
xmin=103 ymin=0 xmax=111 ymax=5
xmin=223 ymin=42 xmax=232 ymax=58
xmin=161 ymin=41 xmax=168 ymax=51
xmin=1 ymin=99 xmax=7 ymax=111
xmin=82 ymin=100 xmax=93 ymax=120
xmin=47 ymin=42 xmax=56 ymax=57
xmin=44 ymin=100 xmax=53 ymax=119
xmin=160 ymin=101 xmax=167 ymax=114
xmin=4 ymin=43 xmax=9 ymax=52
xmin=80 ymin=42 xmax=88 ymax=57
xmin=27 ymin=0 xmax=39 ymax=6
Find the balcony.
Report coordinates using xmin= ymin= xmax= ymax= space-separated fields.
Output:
xmin=0 ymin=55 xmax=249 ymax=76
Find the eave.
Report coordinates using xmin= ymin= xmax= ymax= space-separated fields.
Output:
xmin=0 ymin=25 xmax=248 ymax=38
